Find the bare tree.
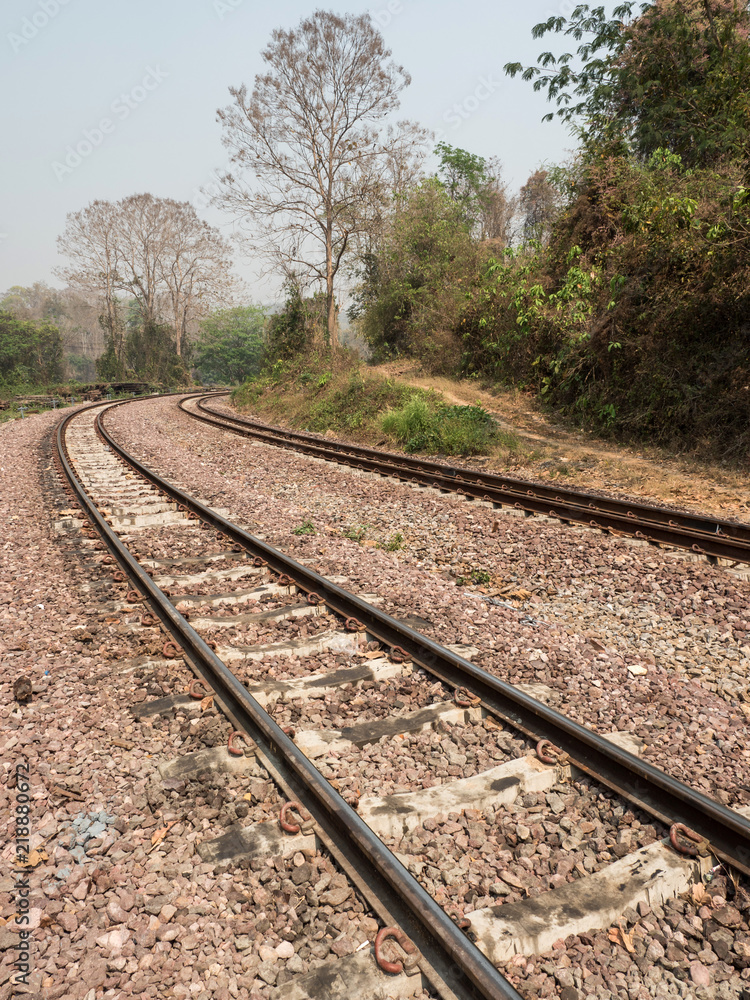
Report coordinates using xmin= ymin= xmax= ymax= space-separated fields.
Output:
xmin=56 ymin=200 xmax=126 ymax=362
xmin=158 ymin=203 xmax=236 ymax=355
xmin=117 ymin=194 xmax=167 ymax=332
xmin=213 ymin=10 xmax=426 ymax=348
xmin=519 ymin=169 xmax=561 ymax=244
xmin=478 ymin=157 xmax=517 ymax=246
xmin=57 ymin=195 xmax=236 ymax=359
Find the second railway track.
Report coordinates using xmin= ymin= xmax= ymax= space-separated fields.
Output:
xmin=182 ymin=393 xmax=750 ymax=568
xmin=45 ymin=393 xmax=750 ymax=1000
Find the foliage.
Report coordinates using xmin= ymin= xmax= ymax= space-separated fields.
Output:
xmin=381 ymin=394 xmax=507 ymax=455
xmin=0 ymin=310 xmax=65 ymax=387
xmin=1 ymin=282 xmax=105 ymax=380
xmin=435 ymin=143 xmax=514 ymax=241
xmin=266 ymin=286 xmax=317 ymax=361
xmin=460 ymin=152 xmax=750 ymax=456
xmin=193 ymin=306 xmax=266 ymax=384
xmin=353 ymin=179 xmax=479 ymax=367
xmin=96 ymin=320 xmax=191 ymax=386
xmin=505 ymin=1 xmax=750 ymax=168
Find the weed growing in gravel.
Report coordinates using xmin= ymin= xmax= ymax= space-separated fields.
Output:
xmin=378 ymin=531 xmax=404 ymax=551
xmin=456 ymin=567 xmax=492 ymax=586
xmin=343 ymin=524 xmax=369 ymax=542
xmin=292 ymin=519 xmax=316 ymax=535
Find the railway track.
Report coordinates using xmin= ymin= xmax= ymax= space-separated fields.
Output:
xmin=182 ymin=393 xmax=750 ymax=568
xmin=52 ymin=395 xmax=750 ymax=1000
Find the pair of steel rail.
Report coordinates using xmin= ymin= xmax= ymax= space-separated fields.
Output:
xmin=55 ymin=395 xmax=750 ymax=1000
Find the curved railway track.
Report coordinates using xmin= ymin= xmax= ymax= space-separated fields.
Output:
xmin=182 ymin=393 xmax=750 ymax=568
xmin=53 ymin=395 xmax=750 ymax=1000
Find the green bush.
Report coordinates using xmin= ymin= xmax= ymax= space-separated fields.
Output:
xmin=381 ymin=394 xmax=509 ymax=455
xmin=0 ymin=311 xmax=64 ymax=387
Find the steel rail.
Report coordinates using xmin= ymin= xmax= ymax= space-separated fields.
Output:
xmin=92 ymin=397 xmax=750 ymax=878
xmin=56 ymin=399 xmax=523 ymax=1000
xmin=184 ymin=394 xmax=750 ymax=565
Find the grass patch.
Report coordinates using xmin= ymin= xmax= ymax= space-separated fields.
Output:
xmin=232 ymin=354 xmax=428 ymax=441
xmin=343 ymin=524 xmax=369 ymax=542
xmin=378 ymin=531 xmax=404 ymax=552
xmin=456 ymin=568 xmax=492 ymax=586
xmin=381 ymin=395 xmax=515 ymax=456
xmin=292 ymin=520 xmax=316 ymax=536
xmin=231 ymin=352 xmax=523 ymax=460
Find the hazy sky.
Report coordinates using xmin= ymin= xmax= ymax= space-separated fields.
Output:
xmin=0 ymin=0 xmax=598 ymax=303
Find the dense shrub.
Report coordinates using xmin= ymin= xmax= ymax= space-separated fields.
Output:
xmin=381 ymin=394 xmax=513 ymax=455
xmin=459 ymin=152 xmax=750 ymax=457
xmin=0 ymin=310 xmax=64 ymax=387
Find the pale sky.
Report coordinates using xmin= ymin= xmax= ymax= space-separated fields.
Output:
xmin=0 ymin=0 xmax=602 ymax=304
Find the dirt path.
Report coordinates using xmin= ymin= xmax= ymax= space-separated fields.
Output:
xmin=373 ymin=362 xmax=750 ymax=523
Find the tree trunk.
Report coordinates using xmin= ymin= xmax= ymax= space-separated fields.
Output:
xmin=325 ymin=223 xmax=338 ymax=350
xmin=326 ymin=282 xmax=338 ymax=350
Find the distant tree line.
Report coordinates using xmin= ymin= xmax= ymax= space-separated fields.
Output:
xmin=4 ymin=1 xmax=748 ymax=460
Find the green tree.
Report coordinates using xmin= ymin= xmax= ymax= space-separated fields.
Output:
xmin=435 ymin=143 xmax=514 ymax=242
xmin=505 ymin=1 xmax=750 ymax=167
xmin=194 ymin=306 xmax=267 ymax=384
xmin=0 ymin=311 xmax=65 ymax=387
xmin=353 ymin=179 xmax=478 ymax=364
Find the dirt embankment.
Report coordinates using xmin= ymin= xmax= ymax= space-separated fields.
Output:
xmin=369 ymin=362 xmax=750 ymax=525
xmin=233 ymin=355 xmax=750 ymax=525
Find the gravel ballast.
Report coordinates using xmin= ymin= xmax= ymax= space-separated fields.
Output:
xmin=4 ymin=398 xmax=749 ymax=1000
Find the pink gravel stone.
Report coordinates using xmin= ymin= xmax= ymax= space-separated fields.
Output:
xmin=689 ymin=961 xmax=711 ymax=987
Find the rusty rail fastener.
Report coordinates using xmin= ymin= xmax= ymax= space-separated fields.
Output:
xmin=345 ymin=617 xmax=366 ymax=632
xmin=140 ymin=613 xmax=158 ymax=627
xmin=670 ymin=823 xmax=707 ymax=857
xmin=454 ymin=687 xmax=481 ymax=708
xmin=279 ymin=801 xmax=315 ymax=834
xmin=126 ymin=590 xmax=142 ymax=604
xmin=374 ymin=927 xmax=421 ymax=975
xmin=162 ymin=641 xmax=181 ymax=659
xmin=306 ymin=592 xmax=323 ymax=605
xmin=448 ymin=910 xmax=473 ymax=932
xmin=189 ymin=679 xmax=212 ymax=699
xmin=536 ymin=739 xmax=567 ymax=765
xmin=277 ymin=574 xmax=294 ymax=587
xmin=389 ymin=646 xmax=411 ymax=663
xmin=227 ymin=730 xmax=254 ymax=757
